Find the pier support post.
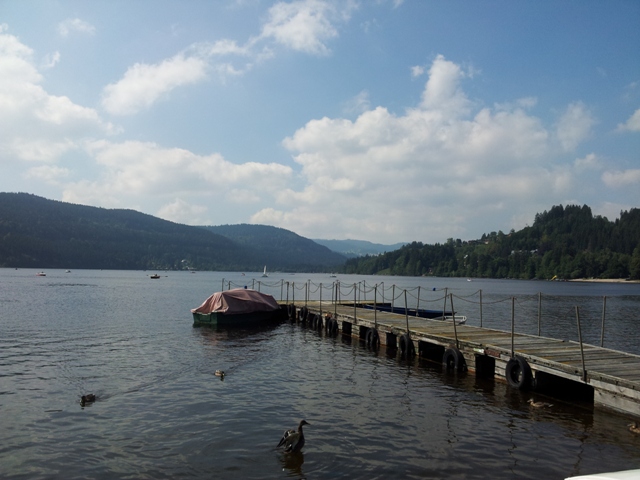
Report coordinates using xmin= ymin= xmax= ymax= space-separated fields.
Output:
xmin=576 ymin=306 xmax=587 ymax=382
xmin=450 ymin=293 xmax=459 ymax=349
xmin=600 ymin=296 xmax=607 ymax=347
xmin=511 ymin=297 xmax=515 ymax=358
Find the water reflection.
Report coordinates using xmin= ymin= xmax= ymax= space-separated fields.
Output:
xmin=278 ymin=452 xmax=305 ymax=478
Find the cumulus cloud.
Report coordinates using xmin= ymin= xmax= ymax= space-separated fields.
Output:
xmin=556 ymin=101 xmax=595 ymax=151
xmin=259 ymin=0 xmax=355 ymax=55
xmin=0 ymin=27 xmax=116 ymax=163
xmin=157 ymin=198 xmax=208 ymax=224
xmin=574 ymin=153 xmax=601 ymax=171
xmin=24 ymin=165 xmax=70 ymax=184
xmin=617 ymin=108 xmax=640 ymax=132
xmin=602 ymin=169 xmax=640 ymax=187
xmin=57 ymin=18 xmax=96 ymax=37
xmin=263 ymin=54 xmax=595 ymax=242
xmin=61 ymin=140 xmax=293 ymax=225
xmin=99 ymin=0 xmax=357 ymax=116
xmin=101 ymin=54 xmax=209 ymax=115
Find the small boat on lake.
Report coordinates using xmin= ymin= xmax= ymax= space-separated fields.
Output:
xmin=36 ymin=272 xmax=46 ymax=276
xmin=262 ymin=266 xmax=268 ymax=277
xmin=149 ymin=274 xmax=161 ymax=279
xmin=191 ymin=288 xmax=284 ymax=326
xmin=433 ymin=315 xmax=467 ymax=325
xmin=361 ymin=304 xmax=453 ymax=319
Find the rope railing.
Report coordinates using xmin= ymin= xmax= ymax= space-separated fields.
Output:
xmin=217 ymin=278 xmax=620 ymax=349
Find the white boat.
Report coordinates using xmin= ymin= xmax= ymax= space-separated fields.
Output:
xmin=565 ymin=469 xmax=640 ymax=479
xmin=262 ymin=266 xmax=268 ymax=277
xmin=433 ymin=315 xmax=467 ymax=325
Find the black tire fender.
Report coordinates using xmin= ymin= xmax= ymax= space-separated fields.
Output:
xmin=399 ymin=333 xmax=415 ymax=357
xmin=505 ymin=355 xmax=533 ymax=390
xmin=443 ymin=346 xmax=467 ymax=372
xmin=326 ymin=318 xmax=338 ymax=335
xmin=365 ymin=328 xmax=380 ymax=349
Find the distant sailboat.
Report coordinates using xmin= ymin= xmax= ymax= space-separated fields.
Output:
xmin=262 ymin=266 xmax=268 ymax=277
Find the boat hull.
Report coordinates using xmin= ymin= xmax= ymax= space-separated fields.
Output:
xmin=192 ymin=307 xmax=285 ymax=327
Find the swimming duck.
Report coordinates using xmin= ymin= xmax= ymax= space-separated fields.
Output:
xmin=81 ymin=394 xmax=96 ymax=406
xmin=528 ymin=399 xmax=553 ymax=408
xmin=215 ymin=370 xmax=225 ymax=378
xmin=628 ymin=421 xmax=640 ymax=434
xmin=277 ymin=420 xmax=309 ymax=453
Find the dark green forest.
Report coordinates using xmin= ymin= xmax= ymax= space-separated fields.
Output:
xmin=0 ymin=193 xmax=344 ymax=271
xmin=2 ymin=194 xmax=639 ymax=279
xmin=342 ymin=205 xmax=640 ymax=280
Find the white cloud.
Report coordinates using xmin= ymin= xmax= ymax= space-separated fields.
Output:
xmin=574 ymin=153 xmax=600 ymax=172
xmin=157 ymin=198 xmax=208 ymax=225
xmin=24 ymin=165 xmax=70 ymax=184
xmin=555 ymin=101 xmax=595 ymax=151
xmin=101 ymin=53 xmax=209 ymax=115
xmin=602 ymin=169 xmax=640 ymax=187
xmin=617 ymin=108 xmax=640 ymax=132
xmin=0 ymin=28 xmax=116 ymax=163
xmin=267 ymin=54 xmax=603 ymax=242
xmin=342 ymin=90 xmax=370 ymax=115
xmin=62 ymin=140 xmax=293 ymax=225
xmin=57 ymin=18 xmax=96 ymax=37
xmin=420 ymin=54 xmax=472 ymax=117
xmin=41 ymin=51 xmax=60 ymax=69
xmin=411 ymin=65 xmax=424 ymax=78
xmin=259 ymin=0 xmax=355 ymax=55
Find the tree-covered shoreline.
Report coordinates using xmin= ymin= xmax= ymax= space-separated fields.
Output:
xmin=342 ymin=205 xmax=640 ymax=280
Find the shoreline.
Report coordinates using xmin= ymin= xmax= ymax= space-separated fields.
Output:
xmin=569 ymin=278 xmax=640 ymax=284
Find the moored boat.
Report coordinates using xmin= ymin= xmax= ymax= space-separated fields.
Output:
xmin=361 ymin=304 xmax=454 ymax=319
xmin=433 ymin=315 xmax=467 ymax=325
xmin=191 ymin=288 xmax=285 ymax=326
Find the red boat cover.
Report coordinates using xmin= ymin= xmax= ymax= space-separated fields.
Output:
xmin=191 ymin=289 xmax=280 ymax=315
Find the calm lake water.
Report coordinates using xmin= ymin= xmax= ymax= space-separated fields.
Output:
xmin=1 ymin=269 xmax=639 ymax=479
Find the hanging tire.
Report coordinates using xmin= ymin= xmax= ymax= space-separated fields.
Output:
xmin=326 ymin=318 xmax=338 ymax=336
xmin=315 ymin=314 xmax=323 ymax=331
xmin=443 ymin=347 xmax=466 ymax=372
xmin=287 ymin=304 xmax=295 ymax=320
xmin=399 ymin=334 xmax=415 ymax=357
xmin=365 ymin=328 xmax=380 ymax=349
xmin=505 ymin=356 xmax=533 ymax=390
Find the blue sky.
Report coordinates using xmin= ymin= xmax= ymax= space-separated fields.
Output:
xmin=1 ymin=0 xmax=639 ymax=244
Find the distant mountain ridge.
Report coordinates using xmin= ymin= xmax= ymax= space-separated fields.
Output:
xmin=201 ymin=224 xmax=346 ymax=270
xmin=0 ymin=193 xmax=345 ymax=271
xmin=312 ymin=238 xmax=406 ymax=258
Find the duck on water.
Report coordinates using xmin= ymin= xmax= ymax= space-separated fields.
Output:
xmin=277 ymin=420 xmax=309 ymax=453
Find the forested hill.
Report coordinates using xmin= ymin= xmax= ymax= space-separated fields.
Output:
xmin=0 ymin=193 xmax=344 ymax=271
xmin=200 ymin=224 xmax=346 ymax=270
xmin=342 ymin=205 xmax=640 ymax=280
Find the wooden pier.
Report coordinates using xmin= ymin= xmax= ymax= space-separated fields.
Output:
xmin=285 ymin=301 xmax=640 ymax=416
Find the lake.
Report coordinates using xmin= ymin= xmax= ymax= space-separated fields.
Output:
xmin=1 ymin=269 xmax=639 ymax=479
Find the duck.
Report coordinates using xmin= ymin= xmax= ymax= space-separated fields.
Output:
xmin=80 ymin=394 xmax=96 ymax=406
xmin=628 ymin=421 xmax=640 ymax=434
xmin=277 ymin=420 xmax=309 ymax=453
xmin=528 ymin=398 xmax=553 ymax=408
xmin=215 ymin=370 xmax=225 ymax=378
